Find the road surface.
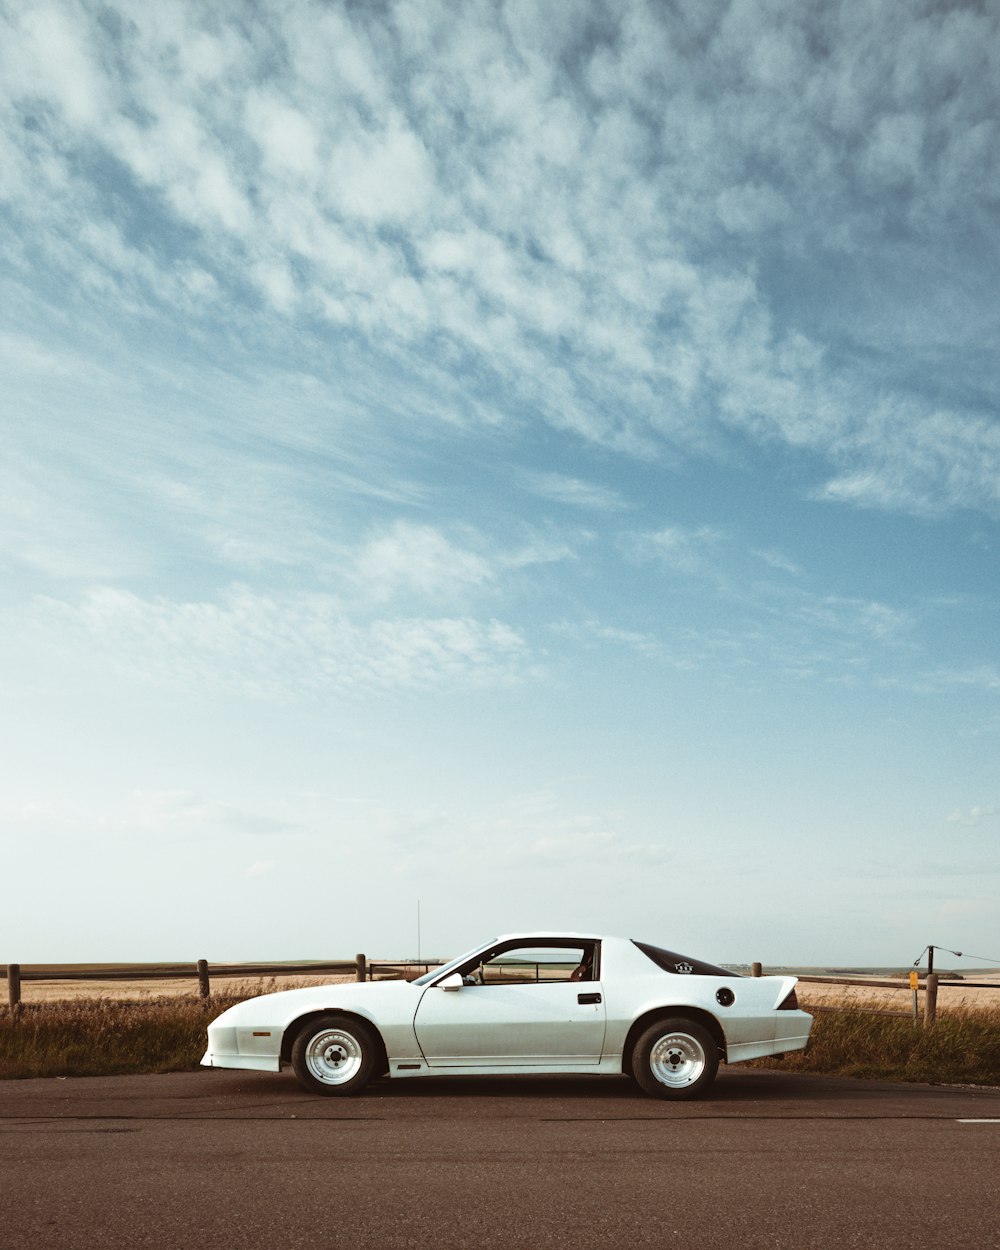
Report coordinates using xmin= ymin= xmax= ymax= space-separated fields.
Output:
xmin=3 ymin=1067 xmax=999 ymax=1248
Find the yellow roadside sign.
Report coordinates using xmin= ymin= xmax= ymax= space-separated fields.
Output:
xmin=909 ymin=971 xmax=919 ymax=990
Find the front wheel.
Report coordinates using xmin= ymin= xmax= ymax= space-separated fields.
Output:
xmin=631 ymin=1018 xmax=719 ymax=1100
xmin=290 ymin=1014 xmax=379 ymax=1096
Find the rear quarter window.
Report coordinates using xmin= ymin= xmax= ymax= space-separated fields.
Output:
xmin=632 ymin=940 xmax=741 ymax=978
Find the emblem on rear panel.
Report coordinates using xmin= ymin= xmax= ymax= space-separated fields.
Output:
xmin=675 ymin=961 xmax=693 ymax=974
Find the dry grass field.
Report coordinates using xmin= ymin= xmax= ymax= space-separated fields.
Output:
xmin=4 ymin=969 xmax=999 ymax=1085
xmin=795 ymin=975 xmax=1000 ymax=1015
xmin=16 ymin=967 xmax=1000 ymax=1011
xmin=16 ymin=973 xmax=356 ymax=1005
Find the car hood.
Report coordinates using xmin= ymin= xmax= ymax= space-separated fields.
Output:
xmin=210 ymin=978 xmax=418 ymax=1027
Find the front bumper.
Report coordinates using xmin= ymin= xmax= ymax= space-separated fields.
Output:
xmin=201 ymin=1049 xmax=281 ymax=1072
xmin=201 ymin=1022 xmax=282 ymax=1072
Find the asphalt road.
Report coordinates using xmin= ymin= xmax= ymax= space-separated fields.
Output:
xmin=3 ymin=1067 xmax=999 ymax=1249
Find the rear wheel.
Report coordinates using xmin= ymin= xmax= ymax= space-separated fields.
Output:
xmin=290 ymin=1014 xmax=379 ymax=1096
xmin=631 ymin=1018 xmax=719 ymax=1099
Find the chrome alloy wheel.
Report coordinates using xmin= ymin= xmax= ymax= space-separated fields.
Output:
xmin=648 ymin=1031 xmax=707 ymax=1088
xmin=304 ymin=1026 xmax=364 ymax=1085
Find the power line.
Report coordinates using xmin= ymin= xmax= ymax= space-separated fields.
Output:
xmin=912 ymin=944 xmax=1000 ymax=968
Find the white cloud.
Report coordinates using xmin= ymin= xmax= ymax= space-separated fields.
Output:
xmin=930 ymin=665 xmax=1000 ymax=693
xmin=946 ymin=806 xmax=997 ymax=828
xmin=245 ymin=89 xmax=320 ymax=179
xmin=863 ymin=111 xmax=925 ymax=189
xmin=551 ymin=619 xmax=661 ymax=659
xmin=355 ymin=521 xmax=494 ymax=603
xmin=0 ymin=788 xmax=293 ymax=841
xmin=1 ymin=0 xmax=997 ymax=519
xmin=328 ymin=119 xmax=435 ymax=224
xmin=631 ymin=525 xmax=728 ymax=575
xmin=124 ymin=789 xmax=291 ymax=838
xmin=1 ymin=2 xmax=997 ymax=971
xmin=519 ymin=471 xmax=629 ymax=512
xmin=245 ymin=859 xmax=276 ymax=878
xmin=817 ymin=407 xmax=1000 ymax=518
xmin=752 ymin=548 xmax=801 ymax=576
xmin=372 ymin=788 xmax=676 ymax=876
xmin=798 ymin=597 xmax=912 ymax=643
xmin=0 ymin=446 xmax=151 ymax=581
xmin=33 ymin=585 xmax=531 ymax=700
xmin=2 ymin=2 xmax=109 ymax=128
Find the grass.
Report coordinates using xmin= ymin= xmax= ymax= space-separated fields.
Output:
xmin=0 ymin=997 xmax=234 ymax=1079
xmin=754 ymin=1004 xmax=1000 ymax=1086
xmin=0 ymin=979 xmax=293 ymax=1080
xmin=3 ymin=993 xmax=999 ymax=1086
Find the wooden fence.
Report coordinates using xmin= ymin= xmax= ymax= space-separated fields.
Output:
xmin=759 ymin=968 xmax=999 ymax=1025
xmin=4 ymin=958 xmax=992 ymax=1025
xmin=750 ymin=964 xmax=998 ymax=1026
xmin=1 ymin=956 xmax=434 ymax=1012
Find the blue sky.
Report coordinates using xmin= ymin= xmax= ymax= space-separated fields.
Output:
xmin=2 ymin=1 xmax=998 ymax=967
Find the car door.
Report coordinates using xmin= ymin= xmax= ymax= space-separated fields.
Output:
xmin=413 ymin=942 xmax=607 ymax=1068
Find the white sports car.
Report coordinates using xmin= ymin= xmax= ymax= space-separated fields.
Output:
xmin=202 ymin=932 xmax=812 ymax=1100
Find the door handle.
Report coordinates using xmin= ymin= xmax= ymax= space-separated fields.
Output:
xmin=577 ymin=992 xmax=602 ymax=1005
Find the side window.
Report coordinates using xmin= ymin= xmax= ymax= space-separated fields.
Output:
xmin=463 ymin=944 xmax=596 ymax=985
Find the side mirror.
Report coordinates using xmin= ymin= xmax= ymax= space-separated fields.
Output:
xmin=438 ymin=972 xmax=464 ymax=992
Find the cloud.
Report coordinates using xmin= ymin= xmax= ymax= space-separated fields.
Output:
xmin=815 ymin=407 xmax=1000 ymax=518
xmin=2 ymin=2 xmax=108 ymax=129
xmin=0 ymin=788 xmax=294 ymax=841
xmin=752 ymin=548 xmax=801 ymax=576
xmin=928 ymin=665 xmax=1000 ymax=694
xmin=373 ymin=789 xmax=677 ymax=875
xmin=0 ymin=449 xmax=149 ymax=581
xmin=629 ymin=525 xmax=728 ymax=575
xmin=516 ymin=829 xmax=673 ymax=870
xmin=350 ymin=520 xmax=582 ymax=605
xmin=576 ymin=529 xmax=928 ymax=685
xmin=796 ymin=596 xmax=912 ymax=643
xmin=354 ymin=521 xmax=494 ymax=603
xmin=1 ymin=1 xmax=997 ymax=519
xmin=550 ymin=619 xmax=661 ymax=658
xmin=245 ymin=88 xmax=320 ymax=180
xmin=125 ymin=789 xmax=292 ymax=838
xmin=518 ymin=470 xmax=629 ymax=511
xmin=245 ymin=859 xmax=276 ymax=878
xmin=33 ymin=585 xmax=532 ymax=700
xmin=946 ymin=806 xmax=997 ymax=828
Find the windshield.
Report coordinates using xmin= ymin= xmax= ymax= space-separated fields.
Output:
xmin=411 ymin=939 xmax=497 ymax=986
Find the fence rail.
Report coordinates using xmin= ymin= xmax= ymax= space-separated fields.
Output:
xmin=4 ymin=958 xmax=369 ymax=1011
xmin=4 ymin=959 xmax=993 ymax=1024
xmin=789 ymin=972 xmax=1000 ymax=1025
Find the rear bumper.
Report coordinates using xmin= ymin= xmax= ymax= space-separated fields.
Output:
xmin=726 ymin=1011 xmax=813 ymax=1064
xmin=774 ymin=1009 xmax=814 ymax=1054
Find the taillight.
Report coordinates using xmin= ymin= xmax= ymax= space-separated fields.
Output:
xmin=777 ymin=987 xmax=799 ymax=1010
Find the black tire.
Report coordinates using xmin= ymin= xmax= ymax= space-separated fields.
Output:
xmin=290 ymin=1013 xmax=379 ymax=1096
xmin=631 ymin=1017 xmax=720 ymax=1100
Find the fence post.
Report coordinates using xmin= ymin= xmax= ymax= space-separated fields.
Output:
xmin=197 ymin=959 xmax=210 ymax=998
xmin=751 ymin=962 xmax=762 ymax=978
xmin=356 ymin=953 xmax=367 ymax=983
xmin=924 ymin=972 xmax=938 ymax=1026
xmin=7 ymin=963 xmax=22 ymax=1015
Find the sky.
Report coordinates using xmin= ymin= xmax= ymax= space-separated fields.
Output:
xmin=1 ymin=0 xmax=998 ymax=969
